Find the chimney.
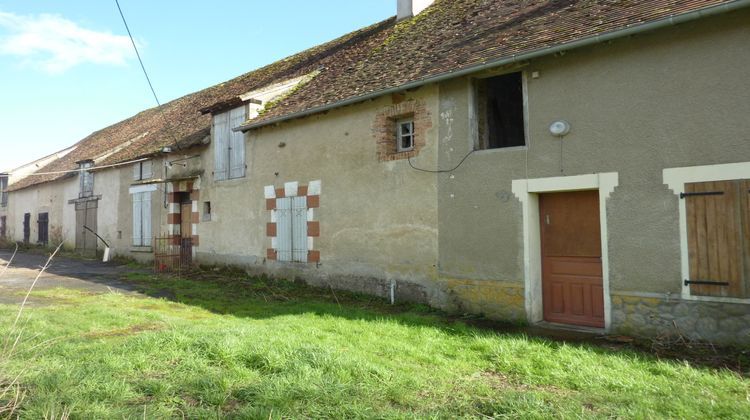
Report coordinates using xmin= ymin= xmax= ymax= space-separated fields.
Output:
xmin=397 ymin=0 xmax=435 ymax=21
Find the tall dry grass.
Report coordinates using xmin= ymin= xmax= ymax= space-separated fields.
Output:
xmin=1 ymin=243 xmax=63 ymax=419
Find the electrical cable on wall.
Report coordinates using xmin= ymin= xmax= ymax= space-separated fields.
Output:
xmin=407 ymin=150 xmax=476 ymax=174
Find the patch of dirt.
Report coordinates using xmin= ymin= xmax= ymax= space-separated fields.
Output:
xmin=80 ymin=323 xmax=166 ymax=339
xmin=475 ymin=371 xmax=574 ymax=397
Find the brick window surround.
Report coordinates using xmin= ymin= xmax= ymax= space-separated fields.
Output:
xmin=373 ymin=99 xmax=432 ymax=162
xmin=265 ymin=181 xmax=321 ymax=263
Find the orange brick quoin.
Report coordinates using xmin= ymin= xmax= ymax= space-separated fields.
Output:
xmin=167 ymin=181 xmax=200 ymax=247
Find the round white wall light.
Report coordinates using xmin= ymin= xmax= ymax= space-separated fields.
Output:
xmin=549 ymin=120 xmax=571 ymax=137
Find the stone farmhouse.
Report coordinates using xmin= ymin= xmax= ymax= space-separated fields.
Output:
xmin=2 ymin=0 xmax=750 ymax=344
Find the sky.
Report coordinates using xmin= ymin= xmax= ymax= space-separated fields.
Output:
xmin=0 ymin=0 xmax=395 ymax=171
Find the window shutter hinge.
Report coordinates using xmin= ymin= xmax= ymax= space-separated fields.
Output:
xmin=679 ymin=191 xmax=724 ymax=199
xmin=684 ymin=279 xmax=730 ymax=286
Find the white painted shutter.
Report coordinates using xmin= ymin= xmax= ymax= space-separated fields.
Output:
xmin=213 ymin=112 xmax=229 ymax=180
xmin=142 ymin=192 xmax=152 ymax=246
xmin=292 ymin=196 xmax=308 ymax=262
xmin=132 ymin=192 xmax=143 ymax=246
xmin=229 ymin=106 xmax=246 ymax=179
xmin=276 ymin=197 xmax=293 ymax=262
xmin=142 ymin=160 xmax=153 ymax=179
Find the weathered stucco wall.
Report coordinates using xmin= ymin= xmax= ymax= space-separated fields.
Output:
xmin=109 ymin=159 xmax=166 ymax=262
xmin=93 ymin=167 xmax=121 ymax=254
xmin=437 ymin=9 xmax=750 ymax=338
xmin=194 ymin=86 xmax=444 ymax=304
xmin=4 ymin=177 xmax=77 ymax=249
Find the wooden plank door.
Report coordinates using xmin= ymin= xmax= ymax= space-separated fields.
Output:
xmin=84 ymin=200 xmax=98 ymax=256
xmin=180 ymin=202 xmax=192 ymax=239
xmin=75 ymin=203 xmax=85 ymax=251
xmin=75 ymin=201 xmax=98 ymax=256
xmin=23 ymin=213 xmax=30 ymax=243
xmin=540 ymin=190 xmax=605 ymax=328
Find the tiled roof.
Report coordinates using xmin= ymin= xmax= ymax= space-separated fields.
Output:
xmin=247 ymin=0 xmax=743 ymax=127
xmin=11 ymin=0 xmax=742 ymax=191
xmin=9 ymin=18 xmax=392 ymax=191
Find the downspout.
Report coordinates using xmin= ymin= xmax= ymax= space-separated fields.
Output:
xmin=236 ymin=0 xmax=750 ymax=133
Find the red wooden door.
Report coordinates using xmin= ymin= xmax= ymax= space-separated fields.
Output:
xmin=540 ymin=190 xmax=604 ymax=328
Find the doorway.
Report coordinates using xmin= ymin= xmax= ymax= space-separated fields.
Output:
xmin=23 ymin=213 xmax=30 ymax=244
xmin=37 ymin=212 xmax=49 ymax=245
xmin=539 ymin=190 xmax=604 ymax=328
xmin=178 ymin=192 xmax=193 ymax=267
xmin=75 ymin=200 xmax=98 ymax=256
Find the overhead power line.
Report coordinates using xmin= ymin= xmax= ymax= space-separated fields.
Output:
xmin=115 ymin=0 xmax=162 ymax=108
xmin=114 ymin=0 xmax=180 ymax=146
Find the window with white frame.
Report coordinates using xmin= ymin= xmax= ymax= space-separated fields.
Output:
xmin=133 ymin=160 xmax=153 ymax=181
xmin=79 ymin=161 xmax=94 ymax=198
xmin=396 ymin=118 xmax=415 ymax=152
xmin=132 ymin=191 xmax=152 ymax=247
xmin=213 ymin=105 xmax=247 ymax=181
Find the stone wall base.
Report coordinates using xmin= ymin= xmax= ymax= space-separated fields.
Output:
xmin=611 ymin=294 xmax=750 ymax=345
xmin=443 ymin=278 xmax=526 ymax=323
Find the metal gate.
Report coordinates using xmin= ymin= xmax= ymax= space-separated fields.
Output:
xmin=154 ymin=236 xmax=192 ymax=273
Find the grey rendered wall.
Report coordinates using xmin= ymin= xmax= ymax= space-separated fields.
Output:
xmin=194 ymin=86 xmax=444 ymax=304
xmin=110 ymin=159 xmax=166 ymax=263
xmin=436 ymin=9 xmax=750 ymax=337
xmin=5 ymin=178 xmax=77 ymax=249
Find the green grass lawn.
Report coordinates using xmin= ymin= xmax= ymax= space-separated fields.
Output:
xmin=1 ymin=270 xmax=749 ymax=418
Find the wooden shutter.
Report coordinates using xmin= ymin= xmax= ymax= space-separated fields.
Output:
xmin=132 ymin=192 xmax=143 ymax=246
xmin=142 ymin=160 xmax=153 ymax=179
xmin=276 ymin=197 xmax=293 ymax=262
xmin=292 ymin=196 xmax=308 ymax=262
xmin=213 ymin=112 xmax=229 ymax=181
xmin=142 ymin=192 xmax=152 ymax=246
xmin=684 ymin=180 xmax=746 ymax=298
xmin=229 ymin=106 xmax=246 ymax=179
xmin=742 ymin=180 xmax=750 ymax=298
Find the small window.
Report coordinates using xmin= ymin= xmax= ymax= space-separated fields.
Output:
xmin=0 ymin=174 xmax=8 ymax=207
xmin=133 ymin=160 xmax=153 ymax=181
xmin=396 ymin=119 xmax=415 ymax=152
xmin=203 ymin=201 xmax=212 ymax=222
xmin=0 ymin=216 xmax=6 ymax=238
xmin=476 ymin=72 xmax=526 ymax=150
xmin=79 ymin=161 xmax=94 ymax=198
